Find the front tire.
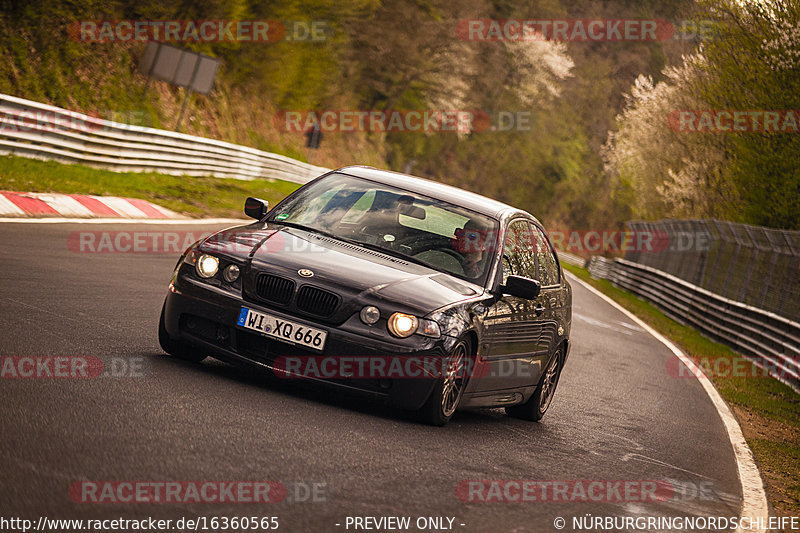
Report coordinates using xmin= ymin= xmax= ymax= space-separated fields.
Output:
xmin=158 ymin=302 xmax=207 ymax=363
xmin=418 ymin=336 xmax=472 ymax=426
xmin=506 ymin=346 xmax=563 ymax=421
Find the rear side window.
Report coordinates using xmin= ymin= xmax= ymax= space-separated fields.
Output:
xmin=531 ymin=224 xmax=560 ymax=286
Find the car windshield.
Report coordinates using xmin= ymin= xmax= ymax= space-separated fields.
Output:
xmin=269 ymin=173 xmax=499 ymax=285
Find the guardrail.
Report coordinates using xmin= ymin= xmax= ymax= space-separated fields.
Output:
xmin=600 ymin=258 xmax=799 ymax=390
xmin=0 ymin=93 xmax=329 ymax=184
xmin=587 ymin=255 xmax=613 ymax=279
xmin=557 ymin=251 xmax=586 ymax=269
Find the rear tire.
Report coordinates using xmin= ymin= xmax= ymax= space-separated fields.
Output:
xmin=418 ymin=336 xmax=472 ymax=426
xmin=506 ymin=346 xmax=563 ymax=421
xmin=158 ymin=302 xmax=207 ymax=363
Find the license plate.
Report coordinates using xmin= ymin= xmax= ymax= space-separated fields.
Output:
xmin=237 ymin=307 xmax=327 ymax=351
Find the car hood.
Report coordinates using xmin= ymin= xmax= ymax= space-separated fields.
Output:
xmin=198 ymin=223 xmax=481 ymax=317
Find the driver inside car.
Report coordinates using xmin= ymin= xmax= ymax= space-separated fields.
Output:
xmin=452 ymin=220 xmax=491 ymax=280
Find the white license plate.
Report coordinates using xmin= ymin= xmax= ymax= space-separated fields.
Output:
xmin=237 ymin=307 xmax=327 ymax=351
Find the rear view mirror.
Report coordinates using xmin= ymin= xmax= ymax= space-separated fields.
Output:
xmin=501 ymin=275 xmax=541 ymax=300
xmin=401 ymin=205 xmax=426 ymax=219
xmin=244 ymin=197 xmax=269 ymax=220
xmin=397 ymin=195 xmax=426 ymax=219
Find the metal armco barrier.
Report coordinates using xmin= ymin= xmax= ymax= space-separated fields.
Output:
xmin=0 ymin=93 xmax=328 ymax=184
xmin=557 ymin=251 xmax=587 ymax=268
xmin=587 ymin=255 xmax=613 ymax=279
xmin=605 ymin=258 xmax=799 ymax=390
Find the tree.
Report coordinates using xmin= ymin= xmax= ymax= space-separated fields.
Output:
xmin=604 ymin=0 xmax=800 ymax=229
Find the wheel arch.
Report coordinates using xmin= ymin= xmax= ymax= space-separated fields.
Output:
xmin=559 ymin=337 xmax=570 ymax=365
xmin=465 ymin=329 xmax=479 ymax=354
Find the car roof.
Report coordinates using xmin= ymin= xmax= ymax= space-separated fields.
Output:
xmin=334 ymin=166 xmax=538 ymax=223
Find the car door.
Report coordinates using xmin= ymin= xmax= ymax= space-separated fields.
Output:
xmin=528 ymin=223 xmax=565 ymax=362
xmin=473 ymin=219 xmax=545 ymax=392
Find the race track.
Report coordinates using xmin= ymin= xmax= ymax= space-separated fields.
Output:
xmin=0 ymin=221 xmax=746 ymax=533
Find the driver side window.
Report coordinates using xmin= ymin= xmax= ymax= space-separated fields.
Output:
xmin=502 ymin=220 xmax=537 ymax=283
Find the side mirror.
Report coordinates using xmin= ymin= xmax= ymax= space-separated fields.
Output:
xmin=500 ymin=275 xmax=541 ymax=300
xmin=244 ymin=197 xmax=269 ymax=220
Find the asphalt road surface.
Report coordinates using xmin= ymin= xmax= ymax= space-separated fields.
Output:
xmin=0 ymin=222 xmax=744 ymax=533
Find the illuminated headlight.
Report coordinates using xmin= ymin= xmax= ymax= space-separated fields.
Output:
xmin=387 ymin=313 xmax=418 ymax=338
xmin=223 ymin=264 xmax=240 ymax=283
xmin=360 ymin=305 xmax=380 ymax=325
xmin=196 ymin=254 xmax=219 ymax=278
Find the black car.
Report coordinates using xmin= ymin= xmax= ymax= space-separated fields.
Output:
xmin=159 ymin=166 xmax=572 ymax=425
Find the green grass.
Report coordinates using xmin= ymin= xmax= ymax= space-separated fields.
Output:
xmin=563 ymin=262 xmax=799 ymax=514
xmin=0 ymin=155 xmax=301 ymax=219
xmin=748 ymin=438 xmax=800 ymax=507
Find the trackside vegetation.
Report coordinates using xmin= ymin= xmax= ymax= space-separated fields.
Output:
xmin=2 ymin=0 xmax=797 ymax=230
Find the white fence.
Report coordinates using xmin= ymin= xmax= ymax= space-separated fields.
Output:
xmin=0 ymin=93 xmax=328 ymax=184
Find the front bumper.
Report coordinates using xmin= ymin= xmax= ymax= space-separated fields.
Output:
xmin=162 ymin=278 xmax=444 ymax=410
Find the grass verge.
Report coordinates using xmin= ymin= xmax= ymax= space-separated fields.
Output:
xmin=0 ymin=155 xmax=301 ymax=219
xmin=563 ymin=262 xmax=799 ymax=516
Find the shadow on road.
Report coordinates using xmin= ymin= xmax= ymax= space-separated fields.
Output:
xmin=148 ymin=350 xmax=551 ymax=431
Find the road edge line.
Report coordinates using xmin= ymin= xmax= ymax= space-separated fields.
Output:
xmin=566 ymin=272 xmax=770 ymax=533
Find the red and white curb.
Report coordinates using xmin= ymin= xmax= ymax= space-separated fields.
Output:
xmin=0 ymin=191 xmax=182 ymax=219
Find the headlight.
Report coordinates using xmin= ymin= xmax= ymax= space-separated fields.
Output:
xmin=387 ymin=313 xmax=418 ymax=338
xmin=196 ymin=254 xmax=219 ymax=278
xmin=223 ymin=264 xmax=240 ymax=283
xmin=360 ymin=305 xmax=380 ymax=325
